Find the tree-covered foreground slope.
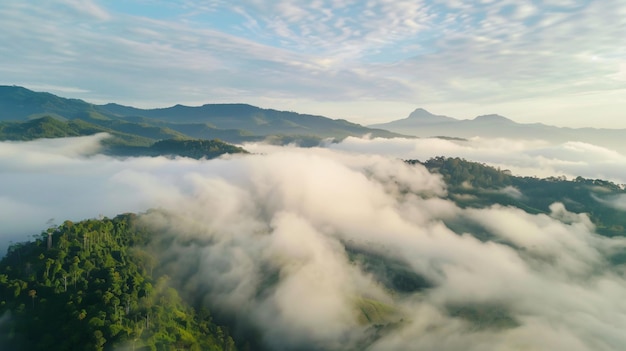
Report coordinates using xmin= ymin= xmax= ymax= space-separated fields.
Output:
xmin=0 ymin=214 xmax=236 ymax=351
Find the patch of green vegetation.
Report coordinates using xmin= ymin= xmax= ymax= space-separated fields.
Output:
xmin=263 ymin=134 xmax=328 ymax=147
xmin=0 ymin=116 xmax=82 ymax=139
xmin=346 ymin=245 xmax=431 ymax=293
xmin=0 ymin=116 xmax=155 ymax=147
xmin=448 ymin=304 xmax=519 ymax=330
xmin=355 ymin=298 xmax=398 ymax=325
xmin=0 ymin=215 xmax=236 ymax=350
xmin=146 ymin=139 xmax=248 ymax=159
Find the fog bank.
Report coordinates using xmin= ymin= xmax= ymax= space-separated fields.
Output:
xmin=1 ymin=135 xmax=626 ymax=350
xmin=322 ymin=136 xmax=626 ymax=185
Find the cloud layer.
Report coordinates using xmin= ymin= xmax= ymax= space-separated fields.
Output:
xmin=325 ymin=136 xmax=626 ymax=185
xmin=2 ymin=135 xmax=625 ymax=350
xmin=141 ymin=140 xmax=626 ymax=350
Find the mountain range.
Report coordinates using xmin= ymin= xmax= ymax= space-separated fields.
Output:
xmin=0 ymin=86 xmax=401 ymax=149
xmin=370 ymin=108 xmax=626 ymax=153
xmin=2 ymin=86 xmax=624 ymax=155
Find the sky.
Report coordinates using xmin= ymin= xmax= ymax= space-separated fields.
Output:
xmin=1 ymin=0 xmax=625 ymax=128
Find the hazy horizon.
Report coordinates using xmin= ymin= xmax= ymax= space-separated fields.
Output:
xmin=5 ymin=85 xmax=626 ymax=131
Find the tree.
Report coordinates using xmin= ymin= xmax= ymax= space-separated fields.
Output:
xmin=93 ymin=330 xmax=107 ymax=351
xmin=44 ymin=258 xmax=54 ymax=280
xmin=45 ymin=218 xmax=57 ymax=250
xmin=28 ymin=289 xmax=36 ymax=309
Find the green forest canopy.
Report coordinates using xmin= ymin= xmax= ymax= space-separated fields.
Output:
xmin=0 ymin=214 xmax=236 ymax=351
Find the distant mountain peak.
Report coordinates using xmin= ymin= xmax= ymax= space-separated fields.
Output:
xmin=473 ymin=114 xmax=514 ymax=123
xmin=367 ymin=108 xmax=457 ymax=129
xmin=404 ymin=108 xmax=457 ymax=123
xmin=407 ymin=108 xmax=437 ymax=119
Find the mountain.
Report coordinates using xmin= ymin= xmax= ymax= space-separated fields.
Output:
xmin=0 ymin=86 xmax=403 ymax=145
xmin=114 ymin=103 xmax=404 ymax=140
xmin=471 ymin=114 xmax=515 ymax=124
xmin=370 ymin=108 xmax=626 ymax=154
xmin=388 ymin=108 xmax=458 ymax=125
xmin=0 ymin=86 xmax=95 ymax=122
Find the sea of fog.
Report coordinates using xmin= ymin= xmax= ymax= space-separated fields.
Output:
xmin=1 ymin=134 xmax=626 ymax=350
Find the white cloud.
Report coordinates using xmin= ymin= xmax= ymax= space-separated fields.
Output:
xmin=143 ymin=142 xmax=626 ymax=350
xmin=60 ymin=0 xmax=111 ymax=21
xmin=328 ymin=136 xmax=626 ymax=184
xmin=19 ymin=84 xmax=91 ymax=95
xmin=594 ymin=194 xmax=626 ymax=211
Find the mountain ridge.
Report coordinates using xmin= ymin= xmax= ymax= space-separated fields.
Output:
xmin=0 ymin=86 xmax=403 ymax=144
xmin=370 ymin=108 xmax=626 ymax=154
xmin=3 ymin=86 xmax=624 ymax=154
xmin=472 ymin=114 xmax=514 ymax=123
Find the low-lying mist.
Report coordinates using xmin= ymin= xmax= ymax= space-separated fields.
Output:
xmin=1 ymin=134 xmax=625 ymax=350
xmin=324 ymin=136 xmax=626 ymax=185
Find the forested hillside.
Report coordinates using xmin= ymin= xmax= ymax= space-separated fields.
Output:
xmin=412 ymin=157 xmax=626 ymax=237
xmin=0 ymin=116 xmax=154 ymax=146
xmin=0 ymin=214 xmax=236 ymax=351
xmin=111 ymin=138 xmax=249 ymax=159
xmin=0 ymin=117 xmax=249 ymax=159
xmin=0 ymin=86 xmax=402 ymax=145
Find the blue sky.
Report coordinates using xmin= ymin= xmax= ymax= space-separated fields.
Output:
xmin=1 ymin=0 xmax=625 ymax=128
